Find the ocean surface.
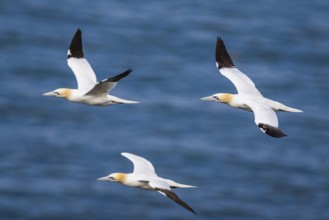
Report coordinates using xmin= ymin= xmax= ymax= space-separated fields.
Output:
xmin=1 ymin=0 xmax=328 ymax=219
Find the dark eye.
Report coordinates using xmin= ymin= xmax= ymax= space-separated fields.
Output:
xmin=54 ymin=92 xmax=60 ymax=95
xmin=213 ymin=96 xmax=219 ymax=100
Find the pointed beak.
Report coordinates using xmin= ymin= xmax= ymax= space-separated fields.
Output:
xmin=43 ymin=91 xmax=56 ymax=96
xmin=97 ymin=176 xmax=116 ymax=181
xmin=200 ymin=96 xmax=215 ymax=101
xmin=97 ymin=176 xmax=109 ymax=181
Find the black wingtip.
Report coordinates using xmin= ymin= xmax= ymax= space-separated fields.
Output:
xmin=155 ymin=188 xmax=197 ymax=215
xmin=67 ymin=29 xmax=84 ymax=58
xmin=258 ymin=123 xmax=287 ymax=138
xmin=106 ymin=68 xmax=133 ymax=82
xmin=216 ymin=36 xmax=235 ymax=69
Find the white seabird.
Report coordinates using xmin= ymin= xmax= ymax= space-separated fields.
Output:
xmin=98 ymin=152 xmax=197 ymax=214
xmin=201 ymin=37 xmax=302 ymax=138
xmin=43 ymin=29 xmax=138 ymax=106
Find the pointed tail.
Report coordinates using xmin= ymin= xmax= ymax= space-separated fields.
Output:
xmin=279 ymin=106 xmax=303 ymax=113
xmin=108 ymin=95 xmax=139 ymax=104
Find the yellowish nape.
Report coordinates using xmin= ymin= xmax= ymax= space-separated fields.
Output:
xmin=55 ymin=88 xmax=72 ymax=98
xmin=217 ymin=93 xmax=233 ymax=104
xmin=111 ymin=173 xmax=127 ymax=183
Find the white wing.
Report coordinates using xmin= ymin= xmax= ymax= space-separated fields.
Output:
xmin=67 ymin=29 xmax=97 ymax=91
xmin=219 ymin=67 xmax=263 ymax=97
xmin=216 ymin=37 xmax=263 ymax=97
xmin=68 ymin=58 xmax=97 ymax=91
xmin=244 ymin=99 xmax=286 ymax=137
xmin=121 ymin=152 xmax=158 ymax=177
xmin=149 ymin=179 xmax=171 ymax=191
xmin=245 ymin=100 xmax=278 ymax=127
xmin=150 ymin=179 xmax=197 ymax=214
xmin=85 ymin=69 xmax=132 ymax=95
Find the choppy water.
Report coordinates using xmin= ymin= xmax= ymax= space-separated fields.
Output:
xmin=1 ymin=0 xmax=329 ymax=219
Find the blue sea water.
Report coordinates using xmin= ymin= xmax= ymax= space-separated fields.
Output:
xmin=0 ymin=0 xmax=329 ymax=219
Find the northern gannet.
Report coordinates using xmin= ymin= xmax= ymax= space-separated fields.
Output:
xmin=201 ymin=37 xmax=302 ymax=138
xmin=43 ymin=29 xmax=138 ymax=106
xmin=98 ymin=152 xmax=197 ymax=214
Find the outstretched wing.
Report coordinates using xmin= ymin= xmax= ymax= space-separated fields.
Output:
xmin=67 ymin=29 xmax=97 ymax=91
xmin=244 ymin=99 xmax=286 ymax=138
xmin=150 ymin=179 xmax=196 ymax=215
xmin=85 ymin=69 xmax=132 ymax=95
xmin=121 ymin=152 xmax=158 ymax=177
xmin=216 ymin=37 xmax=263 ymax=97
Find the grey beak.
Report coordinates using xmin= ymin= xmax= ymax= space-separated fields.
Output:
xmin=43 ymin=91 xmax=55 ymax=96
xmin=97 ymin=176 xmax=109 ymax=181
xmin=200 ymin=96 xmax=215 ymax=101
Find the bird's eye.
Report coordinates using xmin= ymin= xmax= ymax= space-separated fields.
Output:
xmin=54 ymin=92 xmax=60 ymax=95
xmin=213 ymin=96 xmax=219 ymax=100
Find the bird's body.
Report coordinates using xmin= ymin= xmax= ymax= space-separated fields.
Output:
xmin=54 ymin=88 xmax=138 ymax=106
xmin=201 ymin=37 xmax=302 ymax=138
xmin=220 ymin=93 xmax=301 ymax=113
xmin=111 ymin=172 xmax=194 ymax=190
xmin=108 ymin=174 xmax=178 ymax=190
xmin=43 ymin=29 xmax=138 ymax=106
xmin=98 ymin=152 xmax=196 ymax=214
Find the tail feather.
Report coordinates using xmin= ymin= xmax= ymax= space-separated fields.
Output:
xmin=268 ymin=99 xmax=303 ymax=112
xmin=169 ymin=181 xmax=197 ymax=189
xmin=121 ymin=100 xmax=139 ymax=104
xmin=279 ymin=106 xmax=303 ymax=113
xmin=107 ymin=95 xmax=139 ymax=104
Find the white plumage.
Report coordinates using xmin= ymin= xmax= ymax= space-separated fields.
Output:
xmin=43 ymin=29 xmax=138 ymax=106
xmin=98 ymin=152 xmax=196 ymax=214
xmin=201 ymin=37 xmax=302 ymax=138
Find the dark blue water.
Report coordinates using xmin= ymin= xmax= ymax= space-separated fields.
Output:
xmin=1 ymin=0 xmax=329 ymax=219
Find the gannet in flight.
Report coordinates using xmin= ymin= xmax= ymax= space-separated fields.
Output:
xmin=201 ymin=37 xmax=302 ymax=138
xmin=43 ymin=29 xmax=138 ymax=106
xmin=98 ymin=152 xmax=197 ymax=214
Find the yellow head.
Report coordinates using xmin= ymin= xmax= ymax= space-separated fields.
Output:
xmin=43 ymin=88 xmax=72 ymax=99
xmin=201 ymin=93 xmax=233 ymax=104
xmin=97 ymin=173 xmax=127 ymax=184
